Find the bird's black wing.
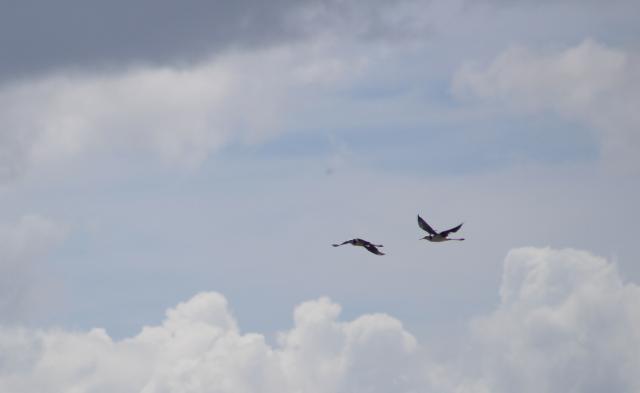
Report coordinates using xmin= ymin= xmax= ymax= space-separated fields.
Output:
xmin=440 ymin=223 xmax=463 ymax=237
xmin=332 ymin=239 xmax=353 ymax=247
xmin=364 ymin=244 xmax=385 ymax=255
xmin=417 ymin=215 xmax=437 ymax=235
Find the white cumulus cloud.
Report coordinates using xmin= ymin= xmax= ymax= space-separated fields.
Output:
xmin=0 ymin=293 xmax=426 ymax=393
xmin=1 ymin=247 xmax=639 ymax=393
xmin=469 ymin=247 xmax=640 ymax=393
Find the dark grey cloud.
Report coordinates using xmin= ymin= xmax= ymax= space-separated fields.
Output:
xmin=0 ymin=0 xmax=418 ymax=82
xmin=0 ymin=0 xmax=304 ymax=81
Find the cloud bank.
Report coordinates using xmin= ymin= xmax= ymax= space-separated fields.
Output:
xmin=470 ymin=247 xmax=640 ymax=393
xmin=0 ymin=39 xmax=369 ymax=180
xmin=0 ymin=293 xmax=423 ymax=393
xmin=0 ymin=0 xmax=427 ymax=81
xmin=453 ymin=39 xmax=640 ymax=171
xmin=1 ymin=247 xmax=638 ymax=393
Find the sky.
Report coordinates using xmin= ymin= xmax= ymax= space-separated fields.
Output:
xmin=1 ymin=0 xmax=640 ymax=392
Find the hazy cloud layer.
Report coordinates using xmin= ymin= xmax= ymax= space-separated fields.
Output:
xmin=2 ymin=2 xmax=638 ymax=180
xmin=0 ymin=215 xmax=65 ymax=323
xmin=1 ymin=247 xmax=638 ymax=392
xmin=0 ymin=0 xmax=435 ymax=180
xmin=453 ymin=39 xmax=640 ymax=171
xmin=0 ymin=39 xmax=371 ymax=180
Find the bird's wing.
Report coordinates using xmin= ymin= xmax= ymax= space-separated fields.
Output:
xmin=364 ymin=244 xmax=385 ymax=255
xmin=417 ymin=215 xmax=437 ymax=235
xmin=332 ymin=239 xmax=353 ymax=247
xmin=440 ymin=223 xmax=463 ymax=237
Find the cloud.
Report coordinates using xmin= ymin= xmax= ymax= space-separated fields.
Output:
xmin=0 ymin=215 xmax=66 ymax=323
xmin=469 ymin=247 xmax=640 ymax=393
xmin=453 ymin=39 xmax=640 ymax=172
xmin=1 ymin=247 xmax=639 ymax=392
xmin=0 ymin=293 xmax=424 ymax=393
xmin=0 ymin=40 xmax=371 ymax=180
xmin=0 ymin=0 xmax=430 ymax=82
xmin=5 ymin=3 xmax=636 ymax=182
xmin=0 ymin=0 xmax=438 ymax=182
xmin=0 ymin=0 xmax=302 ymax=81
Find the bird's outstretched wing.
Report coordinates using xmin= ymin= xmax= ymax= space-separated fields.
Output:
xmin=332 ymin=239 xmax=353 ymax=247
xmin=417 ymin=215 xmax=437 ymax=235
xmin=364 ymin=244 xmax=385 ymax=255
xmin=440 ymin=223 xmax=463 ymax=237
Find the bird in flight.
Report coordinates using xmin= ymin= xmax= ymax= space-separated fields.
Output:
xmin=332 ymin=238 xmax=385 ymax=255
xmin=417 ymin=215 xmax=465 ymax=242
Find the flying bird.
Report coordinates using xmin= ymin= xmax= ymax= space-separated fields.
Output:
xmin=332 ymin=238 xmax=385 ymax=255
xmin=417 ymin=215 xmax=465 ymax=242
